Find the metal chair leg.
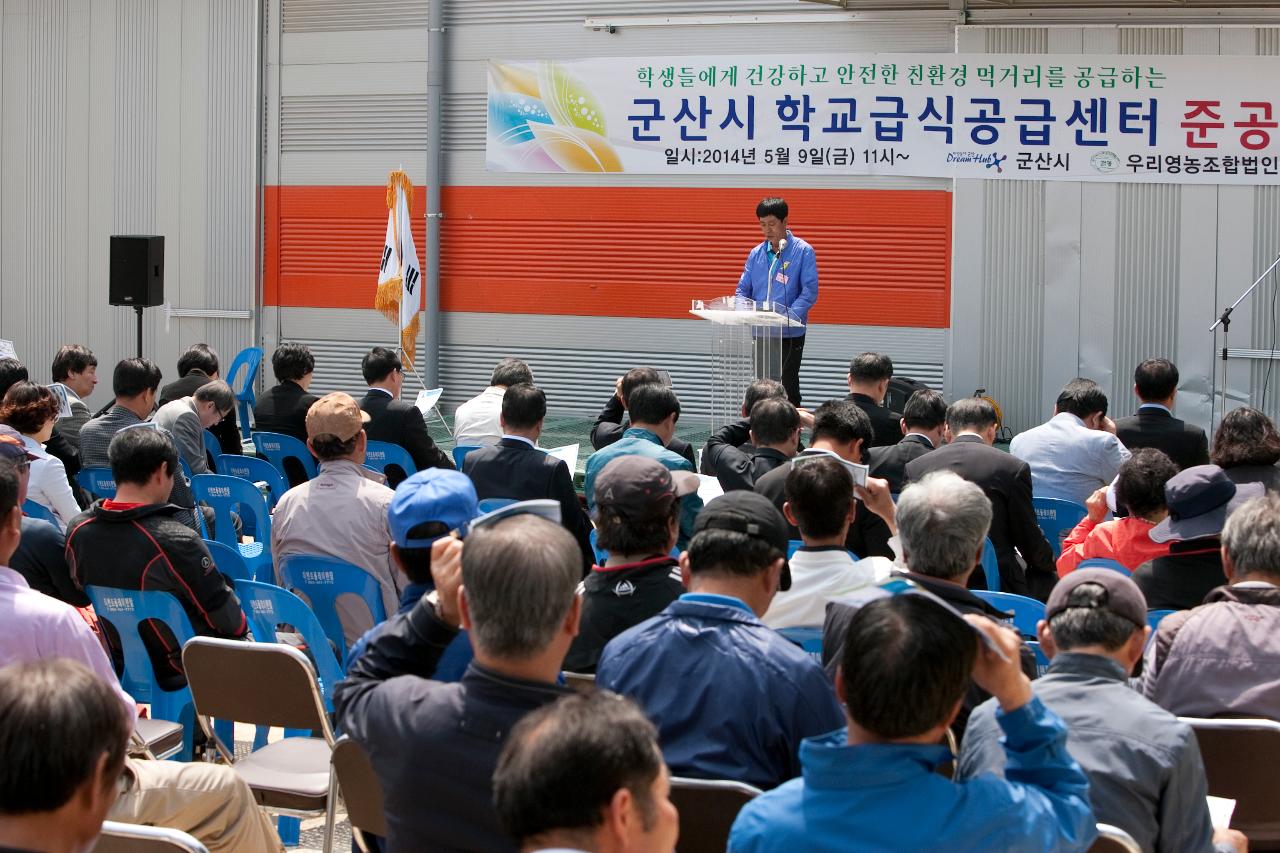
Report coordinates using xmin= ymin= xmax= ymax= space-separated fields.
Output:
xmin=321 ymin=768 xmax=338 ymax=853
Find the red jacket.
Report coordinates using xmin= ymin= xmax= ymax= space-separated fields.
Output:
xmin=1056 ymin=515 xmax=1171 ymax=577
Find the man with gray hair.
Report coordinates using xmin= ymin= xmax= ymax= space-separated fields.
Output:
xmin=152 ymin=379 xmax=235 ymax=475
xmin=453 ymin=357 xmax=534 ymax=446
xmin=1144 ymin=493 xmax=1280 ymax=720
xmin=334 ymin=513 xmax=582 ymax=852
xmin=824 ymin=470 xmax=1036 ymax=738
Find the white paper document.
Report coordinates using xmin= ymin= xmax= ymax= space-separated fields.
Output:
xmin=544 ymin=443 xmax=580 ymax=472
xmin=414 ymin=388 xmax=443 ymax=416
xmin=696 ymin=473 xmax=724 ymax=505
xmin=0 ymin=339 xmax=16 ymax=360
xmin=47 ymin=384 xmax=73 ymax=419
xmin=1206 ymin=795 xmax=1236 ymax=830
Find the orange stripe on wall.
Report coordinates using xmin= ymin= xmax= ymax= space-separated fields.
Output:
xmin=263 ymin=185 xmax=952 ymax=328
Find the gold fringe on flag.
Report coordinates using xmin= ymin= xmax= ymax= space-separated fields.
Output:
xmin=400 ymin=313 xmax=421 ymax=366
xmin=374 ymin=169 xmax=416 ymax=327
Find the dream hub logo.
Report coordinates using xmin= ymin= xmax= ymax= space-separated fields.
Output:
xmin=948 ymin=151 xmax=1006 ymax=173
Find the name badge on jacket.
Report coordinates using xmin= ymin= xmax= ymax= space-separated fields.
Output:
xmin=775 ymin=273 xmax=789 ymax=285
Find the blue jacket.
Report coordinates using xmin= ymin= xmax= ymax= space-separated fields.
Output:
xmin=583 ymin=428 xmax=703 ymax=548
xmin=729 ymin=696 xmax=1097 ymax=853
xmin=596 ymin=594 xmax=844 ymax=790
xmin=735 ymin=231 xmax=818 ymax=337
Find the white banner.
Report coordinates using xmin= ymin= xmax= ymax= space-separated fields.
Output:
xmin=487 ymin=53 xmax=1280 ymax=184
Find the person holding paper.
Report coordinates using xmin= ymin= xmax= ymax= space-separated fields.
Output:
xmin=735 ymin=197 xmax=818 ymax=407
xmin=359 ymin=346 xmax=453 ymax=486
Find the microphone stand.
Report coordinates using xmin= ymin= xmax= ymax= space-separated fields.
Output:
xmin=1210 ymin=248 xmax=1280 ymax=425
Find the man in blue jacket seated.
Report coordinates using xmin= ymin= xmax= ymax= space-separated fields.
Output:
xmin=729 ymin=595 xmax=1097 ymax=853
xmin=596 ymin=491 xmax=844 ymax=790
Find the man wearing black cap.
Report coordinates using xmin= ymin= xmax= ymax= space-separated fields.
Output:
xmin=595 ymin=491 xmax=844 ymax=790
xmin=1131 ymin=464 xmax=1265 ymax=611
xmin=958 ymin=569 xmax=1247 ymax=853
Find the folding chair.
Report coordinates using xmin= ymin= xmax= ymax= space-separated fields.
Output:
xmin=562 ymin=671 xmax=597 ymax=693
xmin=1032 ymin=497 xmax=1088 ymax=558
xmin=233 ymin=579 xmax=344 ymax=711
xmin=77 ymin=467 xmax=117 ymax=500
xmin=225 ymin=347 xmax=263 ymax=441
xmin=981 ymin=537 xmax=1000 ymax=592
xmin=1089 ymin=824 xmax=1142 ymax=853
xmin=1146 ymin=609 xmax=1175 ymax=631
xmin=216 ymin=454 xmax=288 ymax=509
xmin=668 ymin=777 xmax=763 ymax=853
xmin=202 ymin=429 xmax=221 ymax=471
xmin=95 ymin=821 xmax=209 ymax=853
xmin=132 ymin=716 xmax=186 ymax=761
xmin=253 ymin=432 xmax=317 ymax=482
xmin=1079 ymin=557 xmax=1131 ymax=575
xmin=22 ymin=499 xmax=58 ymax=524
xmin=1181 ymin=716 xmax=1280 ymax=848
xmin=203 ymin=538 xmax=254 ymax=584
xmin=478 ymin=497 xmax=517 ymax=513
xmin=182 ymin=637 xmax=337 ymax=853
xmin=972 ymin=591 xmax=1046 ymax=639
xmin=452 ymin=444 xmax=480 ymax=469
xmin=331 ymin=736 xmax=388 ymax=852
xmin=364 ymin=440 xmax=418 ymax=484
xmin=190 ymin=474 xmax=273 ymax=583
xmin=278 ymin=554 xmax=387 ymax=660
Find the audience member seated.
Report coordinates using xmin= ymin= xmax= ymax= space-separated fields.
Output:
xmin=252 ymin=344 xmax=319 ymax=484
xmin=823 ymin=471 xmax=1037 ymax=740
xmin=584 ymin=384 xmax=702 ymax=550
xmin=453 ymin=357 xmax=533 ymax=446
xmin=0 ymin=458 xmax=280 ymax=853
xmin=271 ymin=392 xmax=400 ymax=644
xmin=464 ymin=382 xmax=593 ymax=572
xmin=763 ymin=457 xmax=892 ymax=630
xmin=152 ymin=380 xmax=234 ymax=476
xmin=706 ymin=397 xmax=801 ymax=492
xmin=959 ymin=569 xmax=1248 ymax=853
xmin=591 ymin=366 xmax=696 ymax=467
xmin=1 ymin=382 xmax=81 ymax=528
xmin=2 ymin=358 xmax=85 ymax=506
xmin=335 ymin=514 xmax=581 ymax=852
xmin=1144 ymin=494 xmax=1280 ymax=721
xmin=1010 ymin=377 xmax=1130 ymax=506
xmin=596 ymin=492 xmax=844 ymax=790
xmin=729 ymin=597 xmax=1095 ymax=852
xmin=1211 ymin=405 xmax=1280 ymax=494
xmin=159 ymin=343 xmax=243 ymax=456
xmin=845 ymin=352 xmax=902 ymax=448
xmin=906 ymin=398 xmax=1056 ymax=599
xmin=49 ymin=343 xmax=98 ymax=449
xmin=358 ymin=346 xmax=453 ymax=485
xmin=756 ymin=400 xmax=894 ymax=559
xmin=563 ymin=457 xmax=694 ymax=674
xmin=493 ymin=692 xmax=679 ymax=853
xmin=698 ymin=378 xmax=789 ymax=475
xmin=868 ymin=388 xmax=947 ymax=493
xmin=1131 ymin=465 xmax=1264 ymax=611
xmin=1056 ymin=448 xmax=1178 ymax=576
xmin=66 ymin=427 xmax=247 ymax=688
xmin=1115 ymin=358 xmax=1210 ymax=471
xmin=80 ymin=358 xmax=200 ymax=530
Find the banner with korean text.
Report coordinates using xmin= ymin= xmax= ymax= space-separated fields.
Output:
xmin=487 ymin=54 xmax=1280 ymax=184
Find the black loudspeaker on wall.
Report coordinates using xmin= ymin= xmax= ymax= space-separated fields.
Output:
xmin=109 ymin=235 xmax=165 ymax=307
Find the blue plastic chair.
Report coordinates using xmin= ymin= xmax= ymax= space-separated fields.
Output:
xmin=1078 ymin=557 xmax=1131 ymax=575
xmin=1032 ymin=497 xmax=1088 ymax=558
xmin=452 ymin=444 xmax=480 ymax=469
xmin=202 ymin=430 xmax=221 ymax=470
xmin=216 ymin=454 xmax=288 ymax=509
xmin=973 ymin=590 xmax=1046 ymax=639
xmin=233 ymin=580 xmax=344 ymax=712
xmin=225 ymin=347 xmax=263 ymax=441
xmin=1026 ymin=640 xmax=1051 ymax=676
xmin=980 ymin=537 xmax=1000 ymax=592
xmin=778 ymin=626 xmax=823 ymax=664
xmin=278 ymin=555 xmax=387 ymax=660
xmin=203 ymin=539 xmax=254 ymax=583
xmin=252 ymin=432 xmax=317 ymax=482
xmin=786 ymin=539 xmax=803 ymax=558
xmin=22 ymin=500 xmax=58 ymax=524
xmin=1147 ymin=609 xmax=1175 ymax=631
xmin=189 ymin=474 xmax=273 ymax=583
xmin=76 ymin=467 xmax=117 ymax=500
xmin=364 ymin=441 xmax=418 ymax=482
xmin=478 ymin=497 xmax=517 ymax=514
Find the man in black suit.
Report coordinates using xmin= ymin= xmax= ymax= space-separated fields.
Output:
xmin=904 ymin=398 xmax=1055 ymax=600
xmin=590 ymin=366 xmax=696 ymax=468
xmin=868 ymin=388 xmax=947 ymax=493
xmin=158 ymin=344 xmax=243 ymax=459
xmin=845 ymin=352 xmax=902 ymax=448
xmin=1114 ymin=358 xmax=1209 ymax=471
xmin=252 ymin=344 xmax=320 ymax=486
xmin=463 ymin=382 xmax=593 ymax=573
xmin=357 ymin=347 xmax=452 ymax=487
xmin=705 ymin=397 xmax=800 ymax=492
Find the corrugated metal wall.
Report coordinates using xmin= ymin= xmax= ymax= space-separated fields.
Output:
xmin=0 ymin=0 xmax=258 ymax=393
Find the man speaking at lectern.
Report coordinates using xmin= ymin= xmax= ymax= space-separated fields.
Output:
xmin=735 ymin=197 xmax=818 ymax=407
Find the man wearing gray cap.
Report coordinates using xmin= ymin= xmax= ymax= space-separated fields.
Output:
xmin=595 ymin=491 xmax=844 ymax=790
xmin=1131 ymin=464 xmax=1265 ymax=611
xmin=1145 ymin=493 xmax=1280 ymax=722
xmin=958 ymin=569 xmax=1247 ymax=853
